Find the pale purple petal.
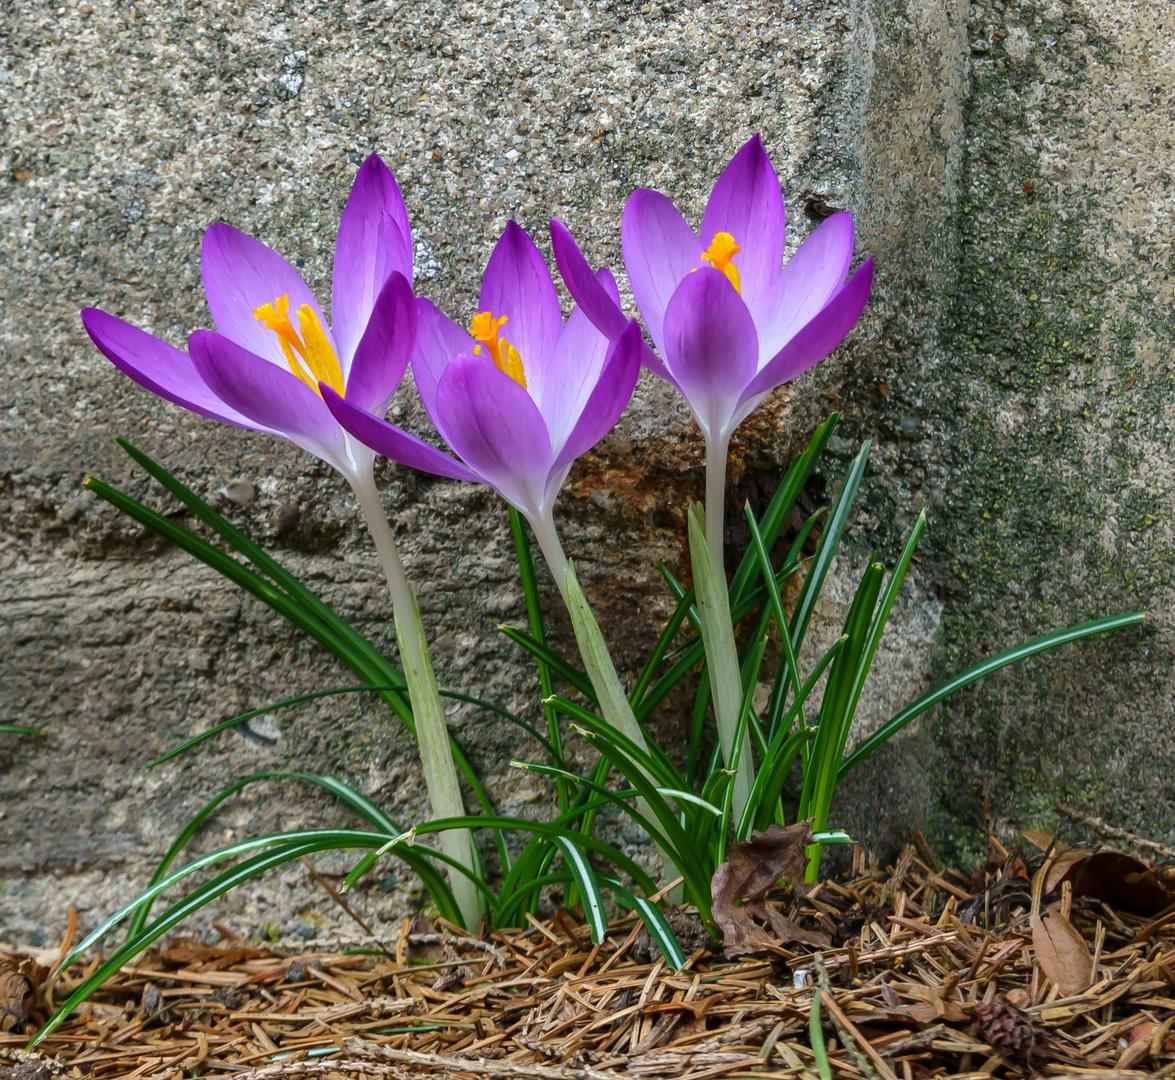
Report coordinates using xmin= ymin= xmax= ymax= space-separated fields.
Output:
xmin=188 ymin=330 xmax=339 ymax=445
xmin=322 ymin=387 xmax=481 ymax=484
xmin=201 ymin=224 xmax=335 ymax=368
xmin=412 ymin=297 xmax=473 ymax=424
xmin=621 ymin=189 xmax=702 ymax=359
xmin=342 ymin=271 xmax=416 ymax=416
xmin=663 ymin=268 xmax=759 ymax=440
xmin=550 ymin=218 xmax=679 ymax=388
xmin=478 ymin=221 xmax=562 ymax=383
xmin=332 ymin=154 xmax=413 ymax=365
xmin=699 ymin=134 xmax=786 ymax=308
xmin=752 ymin=212 xmax=856 ymax=362
xmin=433 ymin=356 xmax=553 ymax=516
xmin=534 ymin=303 xmax=612 ymax=457
xmin=81 ymin=308 xmax=266 ymax=431
xmin=740 ymin=257 xmax=874 ymax=404
xmin=551 ymin=320 xmax=643 ymax=472
xmin=550 ymin=218 xmax=630 ymax=339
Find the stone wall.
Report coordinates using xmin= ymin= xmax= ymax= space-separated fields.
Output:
xmin=2 ymin=0 xmax=1170 ymax=945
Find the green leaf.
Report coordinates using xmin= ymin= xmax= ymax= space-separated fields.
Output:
xmin=839 ymin=609 xmax=1146 ymax=779
xmin=147 ymin=686 xmax=404 ymax=767
xmin=728 ymin=412 xmax=840 ymax=610
xmin=610 ymin=888 xmax=689 ymax=970
xmin=551 ymin=836 xmax=607 ymax=944
xmin=788 ymin=440 xmax=871 ymax=651
xmin=810 ymin=990 xmax=832 ymax=1080
xmin=0 ymin=725 xmax=43 ymax=736
xmin=494 ymin=622 xmax=598 ymax=703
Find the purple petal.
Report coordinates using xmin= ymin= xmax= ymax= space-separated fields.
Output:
xmin=699 ymin=134 xmax=786 ymax=307
xmin=550 ymin=218 xmax=678 ymax=388
xmin=201 ymin=223 xmax=334 ymax=368
xmin=552 ymin=320 xmax=643 ymax=472
xmin=536 ymin=303 xmax=614 ymax=457
xmin=663 ymin=268 xmax=759 ymax=440
xmin=188 ymin=330 xmax=339 ymax=445
xmin=550 ymin=218 xmax=629 ymax=339
xmin=740 ymin=257 xmax=874 ymax=403
xmin=753 ymin=212 xmax=856 ymax=361
xmin=321 ymin=387 xmax=481 ymax=484
xmin=343 ymin=271 xmax=416 ymax=416
xmin=81 ymin=308 xmax=265 ymax=431
xmin=621 ymin=189 xmax=702 ymax=359
xmin=412 ymin=297 xmax=473 ymax=423
xmin=478 ymin=221 xmax=562 ymax=382
xmin=332 ymin=155 xmax=414 ymax=365
xmin=434 ymin=356 xmax=553 ymax=515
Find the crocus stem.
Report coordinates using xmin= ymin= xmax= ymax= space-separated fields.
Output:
xmin=528 ymin=512 xmax=683 ymax=896
xmin=705 ymin=430 xmax=731 ymax=581
xmin=349 ymin=473 xmax=481 ymax=930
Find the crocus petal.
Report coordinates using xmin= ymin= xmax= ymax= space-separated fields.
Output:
xmin=332 ymin=154 xmax=413 ymax=365
xmin=81 ymin=308 xmax=266 ymax=431
xmin=201 ymin=224 xmax=335 ymax=368
xmin=477 ymin=221 xmax=563 ymax=396
xmin=433 ymin=356 xmax=553 ymax=516
xmin=740 ymin=257 xmax=874 ymax=404
xmin=412 ymin=297 xmax=474 ymax=423
xmin=189 ymin=330 xmax=339 ymax=446
xmin=699 ymin=134 xmax=786 ymax=308
xmin=550 ymin=218 xmax=629 ymax=339
xmin=550 ymin=218 xmax=679 ymax=388
xmin=662 ymin=268 xmax=759 ymax=440
xmin=753 ymin=212 xmax=856 ymax=362
xmin=321 ymin=387 xmax=481 ymax=484
xmin=342 ymin=271 xmax=416 ymax=416
xmin=621 ymin=189 xmax=703 ymax=358
xmin=551 ymin=320 xmax=643 ymax=472
xmin=537 ymin=303 xmax=613 ymax=457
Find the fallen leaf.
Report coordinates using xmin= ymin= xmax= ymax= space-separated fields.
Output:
xmin=1047 ymin=849 xmax=1173 ymax=915
xmin=1021 ymin=829 xmax=1055 ymax=851
xmin=0 ymin=957 xmax=31 ymax=1032
xmin=1033 ymin=907 xmax=1092 ymax=996
xmin=711 ymin=822 xmax=828 ymax=956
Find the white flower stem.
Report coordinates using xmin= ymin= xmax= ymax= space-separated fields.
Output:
xmin=528 ymin=511 xmax=682 ymax=896
xmin=350 ymin=473 xmax=481 ymax=930
xmin=705 ymin=430 xmax=732 ymax=582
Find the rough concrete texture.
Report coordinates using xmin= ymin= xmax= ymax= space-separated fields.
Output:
xmin=1 ymin=0 xmax=1170 ymax=944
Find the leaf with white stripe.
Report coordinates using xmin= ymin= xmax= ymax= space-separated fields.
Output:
xmin=611 ymin=888 xmax=688 ymax=972
xmin=552 ymin=836 xmax=607 ymax=944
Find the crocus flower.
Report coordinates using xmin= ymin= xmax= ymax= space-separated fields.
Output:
xmin=550 ymin=133 xmax=874 ymax=567
xmin=327 ymin=221 xmax=678 ymax=885
xmin=81 ymin=155 xmax=417 ymax=484
xmin=323 ymin=220 xmax=644 ymax=590
xmin=80 ymin=155 xmax=482 ymax=930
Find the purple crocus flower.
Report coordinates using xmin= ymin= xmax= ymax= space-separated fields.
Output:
xmin=323 ymin=220 xmax=644 ymax=590
xmin=80 ymin=156 xmax=484 ymax=929
xmin=81 ymin=154 xmax=416 ymax=485
xmin=550 ymin=133 xmax=874 ymax=565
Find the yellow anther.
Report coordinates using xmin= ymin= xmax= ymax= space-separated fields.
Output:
xmin=701 ymin=231 xmax=742 ymax=293
xmin=254 ymin=295 xmax=345 ymax=398
xmin=470 ymin=310 xmax=527 ymax=388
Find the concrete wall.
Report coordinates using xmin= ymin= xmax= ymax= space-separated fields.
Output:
xmin=1 ymin=0 xmax=1170 ymax=945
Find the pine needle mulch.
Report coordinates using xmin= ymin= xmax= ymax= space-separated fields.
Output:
xmin=3 ymin=832 xmax=1175 ymax=1080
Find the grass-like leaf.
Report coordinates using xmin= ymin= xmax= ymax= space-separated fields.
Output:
xmin=0 ymin=724 xmax=43 ymax=736
xmin=550 ymin=836 xmax=607 ymax=943
xmin=839 ymin=609 xmax=1146 ymax=778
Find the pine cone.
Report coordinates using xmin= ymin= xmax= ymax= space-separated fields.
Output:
xmin=974 ymin=997 xmax=1050 ymax=1065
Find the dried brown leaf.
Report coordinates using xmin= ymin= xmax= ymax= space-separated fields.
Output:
xmin=711 ymin=823 xmax=828 ymax=956
xmin=0 ymin=957 xmax=31 ymax=1032
xmin=1032 ymin=907 xmax=1092 ymax=996
xmin=1047 ymin=849 xmax=1173 ymax=914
